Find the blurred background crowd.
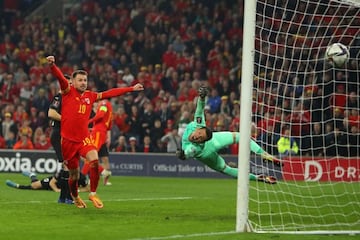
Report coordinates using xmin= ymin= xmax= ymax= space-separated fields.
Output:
xmin=0 ymin=0 xmax=359 ymax=156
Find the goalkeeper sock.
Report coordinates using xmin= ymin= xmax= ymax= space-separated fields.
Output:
xmin=223 ymin=165 xmax=238 ymax=178
xmin=249 ymin=173 xmax=257 ymax=181
xmin=222 ymin=166 xmax=259 ymax=181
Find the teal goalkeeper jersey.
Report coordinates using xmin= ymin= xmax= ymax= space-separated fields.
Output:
xmin=181 ymin=98 xmax=206 ymax=159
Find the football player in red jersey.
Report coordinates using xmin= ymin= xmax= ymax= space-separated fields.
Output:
xmin=82 ymin=100 xmax=113 ymax=186
xmin=46 ymin=56 xmax=144 ymax=208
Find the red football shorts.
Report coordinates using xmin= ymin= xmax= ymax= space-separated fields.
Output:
xmin=61 ymin=137 xmax=97 ymax=169
xmin=91 ymin=130 xmax=107 ymax=151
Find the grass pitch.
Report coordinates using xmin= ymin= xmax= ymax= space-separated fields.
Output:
xmin=0 ymin=173 xmax=358 ymax=240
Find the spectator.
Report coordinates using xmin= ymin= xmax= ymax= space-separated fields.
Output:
xmin=125 ymin=105 xmax=142 ymax=141
xmin=2 ymin=112 xmax=16 ymax=142
xmin=128 ymin=136 xmax=140 ymax=153
xmin=277 ymin=127 xmax=299 ymax=157
xmin=34 ymin=133 xmax=52 ymax=150
xmin=207 ymin=88 xmax=221 ymax=114
xmin=13 ymin=129 xmax=34 ymax=150
xmin=32 ymin=88 xmax=50 ymax=113
xmin=112 ymin=135 xmax=128 ymax=152
xmin=258 ymin=124 xmax=280 ymax=156
xmin=348 ymin=125 xmax=360 ymax=157
xmin=6 ymin=131 xmax=16 ymax=149
xmin=309 ymin=122 xmax=325 ymax=157
xmin=113 ymin=105 xmax=130 ymax=135
xmin=149 ymin=118 xmax=164 ymax=144
xmin=324 ymin=124 xmax=347 ymax=156
xmin=122 ymin=67 xmax=135 ymax=86
xmin=160 ymin=127 xmax=181 ymax=153
xmin=19 ymin=80 xmax=34 ymax=102
xmin=139 ymin=102 xmax=157 ymax=139
xmin=0 ymin=73 xmax=19 ymax=104
xmin=219 ymin=95 xmax=231 ymax=115
xmin=139 ymin=135 xmax=155 ymax=153
xmin=0 ymin=134 xmax=6 ymax=148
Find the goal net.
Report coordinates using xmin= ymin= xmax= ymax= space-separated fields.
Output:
xmin=238 ymin=0 xmax=360 ymax=234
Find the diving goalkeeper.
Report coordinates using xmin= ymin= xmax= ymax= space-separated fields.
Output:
xmin=176 ymin=86 xmax=281 ymax=184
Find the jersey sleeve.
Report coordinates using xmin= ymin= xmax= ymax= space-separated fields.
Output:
xmin=50 ymin=64 xmax=70 ymax=92
xmin=194 ymin=98 xmax=206 ymax=127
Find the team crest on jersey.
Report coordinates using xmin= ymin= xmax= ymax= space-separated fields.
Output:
xmin=84 ymin=98 xmax=90 ymax=104
xmin=53 ymin=101 xmax=60 ymax=107
xmin=196 ymin=117 xmax=202 ymax=124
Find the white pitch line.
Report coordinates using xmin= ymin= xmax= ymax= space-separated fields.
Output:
xmin=109 ymin=197 xmax=192 ymax=202
xmin=0 ymin=197 xmax=193 ymax=205
xmin=128 ymin=230 xmax=237 ymax=240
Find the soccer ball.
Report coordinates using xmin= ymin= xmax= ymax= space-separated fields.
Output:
xmin=325 ymin=43 xmax=350 ymax=67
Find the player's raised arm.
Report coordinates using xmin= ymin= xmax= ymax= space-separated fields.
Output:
xmin=88 ymin=106 xmax=106 ymax=124
xmin=46 ymin=56 xmax=70 ymax=93
xmin=97 ymin=83 xmax=144 ymax=100
xmin=193 ymin=85 xmax=208 ymax=126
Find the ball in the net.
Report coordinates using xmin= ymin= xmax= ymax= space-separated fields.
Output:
xmin=325 ymin=43 xmax=350 ymax=67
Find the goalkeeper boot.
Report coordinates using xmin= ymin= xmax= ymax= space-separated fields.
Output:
xmin=89 ymin=193 xmax=104 ymax=209
xmin=261 ymin=152 xmax=283 ymax=166
xmin=72 ymin=195 xmax=87 ymax=208
xmin=6 ymin=180 xmax=19 ymax=188
xmin=257 ymin=175 xmax=277 ymax=184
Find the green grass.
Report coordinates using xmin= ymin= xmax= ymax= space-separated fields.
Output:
xmin=0 ymin=173 xmax=359 ymax=240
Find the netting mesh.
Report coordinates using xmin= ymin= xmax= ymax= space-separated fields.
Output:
xmin=248 ymin=0 xmax=360 ymax=232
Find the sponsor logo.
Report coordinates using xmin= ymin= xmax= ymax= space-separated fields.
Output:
xmin=0 ymin=152 xmax=61 ymax=173
xmin=283 ymin=157 xmax=360 ymax=182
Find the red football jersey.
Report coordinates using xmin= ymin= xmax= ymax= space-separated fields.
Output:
xmin=92 ymin=100 xmax=113 ymax=133
xmin=61 ymin=86 xmax=98 ymax=142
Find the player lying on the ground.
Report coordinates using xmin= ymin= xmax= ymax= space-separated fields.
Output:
xmin=5 ymin=171 xmax=89 ymax=200
xmin=176 ymin=86 xmax=281 ymax=184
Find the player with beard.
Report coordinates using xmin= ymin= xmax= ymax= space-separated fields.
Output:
xmin=47 ymin=55 xmax=144 ymax=208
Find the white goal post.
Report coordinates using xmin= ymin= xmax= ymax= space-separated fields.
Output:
xmin=237 ymin=0 xmax=360 ymax=234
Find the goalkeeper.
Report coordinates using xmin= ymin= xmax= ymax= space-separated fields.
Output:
xmin=176 ymin=86 xmax=280 ymax=184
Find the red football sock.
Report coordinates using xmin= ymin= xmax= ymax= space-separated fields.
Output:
xmin=98 ymin=164 xmax=104 ymax=174
xmin=81 ymin=161 xmax=90 ymax=175
xmin=89 ymin=160 xmax=100 ymax=192
xmin=68 ymin=177 xmax=78 ymax=198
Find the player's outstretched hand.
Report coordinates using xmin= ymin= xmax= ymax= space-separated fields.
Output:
xmin=198 ymin=85 xmax=209 ymax=99
xmin=132 ymin=83 xmax=144 ymax=91
xmin=46 ymin=56 xmax=55 ymax=65
xmin=176 ymin=149 xmax=186 ymax=160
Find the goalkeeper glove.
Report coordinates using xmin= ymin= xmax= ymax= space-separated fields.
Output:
xmin=176 ymin=149 xmax=186 ymax=160
xmin=198 ymin=85 xmax=209 ymax=99
xmin=262 ymin=152 xmax=283 ymax=167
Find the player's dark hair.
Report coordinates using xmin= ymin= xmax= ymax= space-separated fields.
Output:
xmin=203 ymin=127 xmax=213 ymax=141
xmin=72 ymin=70 xmax=88 ymax=78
